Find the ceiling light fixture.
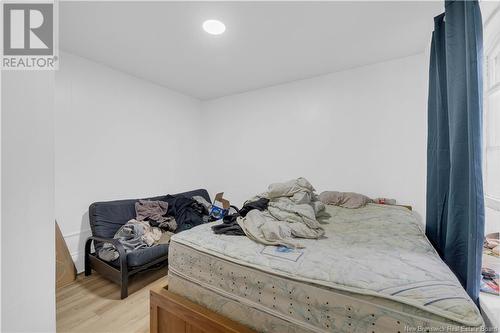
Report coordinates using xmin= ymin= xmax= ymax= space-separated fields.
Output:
xmin=202 ymin=19 xmax=226 ymax=35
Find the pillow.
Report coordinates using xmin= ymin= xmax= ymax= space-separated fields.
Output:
xmin=318 ymin=191 xmax=372 ymax=209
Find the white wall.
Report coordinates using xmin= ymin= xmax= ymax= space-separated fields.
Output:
xmin=201 ymin=53 xmax=428 ymax=218
xmin=56 ymin=52 xmax=429 ymax=274
xmin=1 ymin=71 xmax=55 ymax=332
xmin=55 ymin=52 xmax=202 ymax=272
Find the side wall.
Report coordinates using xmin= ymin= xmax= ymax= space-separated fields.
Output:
xmin=202 ymin=53 xmax=428 ymax=217
xmin=55 ymin=52 xmax=202 ymax=272
xmin=1 ymin=71 xmax=56 ymax=332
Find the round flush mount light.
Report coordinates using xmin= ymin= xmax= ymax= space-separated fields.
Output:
xmin=202 ymin=19 xmax=226 ymax=35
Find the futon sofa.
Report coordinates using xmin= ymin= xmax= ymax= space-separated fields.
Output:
xmin=84 ymin=189 xmax=211 ymax=299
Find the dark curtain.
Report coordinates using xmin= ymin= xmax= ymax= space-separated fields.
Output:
xmin=426 ymin=0 xmax=484 ymax=304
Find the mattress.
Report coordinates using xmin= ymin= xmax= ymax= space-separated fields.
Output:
xmin=168 ymin=204 xmax=483 ymax=333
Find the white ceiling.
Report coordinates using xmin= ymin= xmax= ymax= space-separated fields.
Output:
xmin=60 ymin=1 xmax=443 ymax=100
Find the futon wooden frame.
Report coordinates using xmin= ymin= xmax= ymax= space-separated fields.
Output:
xmin=85 ymin=236 xmax=168 ymax=299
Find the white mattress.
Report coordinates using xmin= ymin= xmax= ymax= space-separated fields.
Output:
xmin=168 ymin=204 xmax=483 ymax=332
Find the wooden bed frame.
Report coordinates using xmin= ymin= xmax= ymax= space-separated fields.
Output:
xmin=150 ymin=284 xmax=256 ymax=333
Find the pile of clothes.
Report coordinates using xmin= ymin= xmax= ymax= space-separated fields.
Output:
xmin=481 ymin=232 xmax=499 ymax=295
xmin=98 ymin=194 xmax=211 ymax=262
xmin=212 ymin=178 xmax=401 ymax=248
xmin=212 ymin=178 xmax=326 ymax=248
xmin=212 ymin=198 xmax=269 ymax=236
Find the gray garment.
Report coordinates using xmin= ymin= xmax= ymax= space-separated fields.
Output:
xmin=135 ymin=199 xmax=169 ymax=223
xmin=98 ymin=219 xmax=162 ymax=262
xmin=135 ymin=199 xmax=177 ymax=231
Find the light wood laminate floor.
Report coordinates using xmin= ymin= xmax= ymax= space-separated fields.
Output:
xmin=56 ymin=267 xmax=168 ymax=333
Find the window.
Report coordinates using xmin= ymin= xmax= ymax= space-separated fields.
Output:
xmin=485 ymin=49 xmax=500 ymax=200
xmin=480 ymin=5 xmax=500 ymax=315
xmin=484 ymin=20 xmax=500 ymax=219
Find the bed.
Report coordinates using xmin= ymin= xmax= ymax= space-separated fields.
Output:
xmin=155 ymin=203 xmax=484 ymax=333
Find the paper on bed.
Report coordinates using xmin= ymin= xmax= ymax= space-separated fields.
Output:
xmin=261 ymin=245 xmax=304 ymax=261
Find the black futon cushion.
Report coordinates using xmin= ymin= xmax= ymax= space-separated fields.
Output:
xmin=126 ymin=244 xmax=168 ymax=267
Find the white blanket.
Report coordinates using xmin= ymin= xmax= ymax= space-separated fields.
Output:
xmin=237 ymin=178 xmax=325 ymax=248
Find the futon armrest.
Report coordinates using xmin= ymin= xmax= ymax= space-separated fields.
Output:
xmin=85 ymin=236 xmax=128 ymax=271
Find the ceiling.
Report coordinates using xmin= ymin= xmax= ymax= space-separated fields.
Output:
xmin=60 ymin=1 xmax=443 ymax=100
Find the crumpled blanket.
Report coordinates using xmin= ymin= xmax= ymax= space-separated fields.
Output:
xmin=98 ymin=219 xmax=162 ymax=262
xmin=237 ymin=178 xmax=325 ymax=248
xmin=135 ymin=199 xmax=177 ymax=231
